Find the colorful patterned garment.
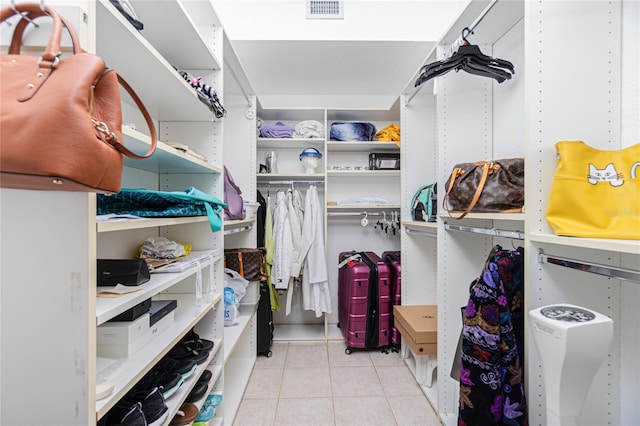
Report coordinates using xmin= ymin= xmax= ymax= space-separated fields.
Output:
xmin=458 ymin=245 xmax=527 ymax=426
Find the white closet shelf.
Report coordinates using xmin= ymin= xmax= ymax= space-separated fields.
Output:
xmin=96 ymin=0 xmax=215 ymax=122
xmin=326 ymin=141 xmax=399 ymax=151
xmin=96 ymin=293 xmax=222 ymax=417
xmin=96 ymin=252 xmax=220 ymax=325
xmin=223 ymin=356 xmax=254 ymax=424
xmin=403 ymin=220 xmax=438 ymax=231
xmin=97 ymin=216 xmax=211 ymax=233
xmin=257 ymin=173 xmax=325 ymax=180
xmin=122 ymin=127 xmax=221 ymax=174
xmin=327 ymin=204 xmax=401 ymax=211
xmin=326 ymin=170 xmax=400 ymax=177
xmin=128 ymin=0 xmax=222 ymax=70
xmin=223 ymin=313 xmax=253 ymax=362
xmin=257 ymin=138 xmax=325 ymax=149
xmin=438 ymin=212 xmax=525 ymax=221
xmin=530 ymin=233 xmax=640 ymax=255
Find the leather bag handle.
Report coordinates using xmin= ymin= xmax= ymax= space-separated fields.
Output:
xmin=3 ymin=3 xmax=157 ymax=160
xmin=1 ymin=3 xmax=64 ymax=66
xmin=444 ymin=162 xmax=496 ymax=219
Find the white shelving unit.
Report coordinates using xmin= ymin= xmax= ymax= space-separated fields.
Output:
xmin=401 ymin=1 xmax=639 ymax=425
xmin=0 ymin=1 xmax=236 ymax=424
xmin=250 ymin=104 xmax=402 ymax=341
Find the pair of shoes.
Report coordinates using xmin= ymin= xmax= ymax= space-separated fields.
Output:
xmin=169 ymin=329 xmax=214 ymax=359
xmin=194 ymin=393 xmax=222 ymax=423
xmin=104 ymin=402 xmax=147 ymax=426
xmin=169 ymin=402 xmax=199 ymax=426
xmin=155 ymin=355 xmax=198 ymax=379
xmin=185 ymin=369 xmax=213 ymax=402
xmin=104 ymin=387 xmax=168 ymax=426
xmin=135 ymin=368 xmax=184 ymax=400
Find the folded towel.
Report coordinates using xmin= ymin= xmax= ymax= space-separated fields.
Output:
xmin=260 ymin=122 xmax=295 ymax=138
xmin=330 ymin=122 xmax=377 ymax=141
xmin=293 ymin=120 xmax=324 ymax=138
xmin=375 ymin=123 xmax=401 ymax=147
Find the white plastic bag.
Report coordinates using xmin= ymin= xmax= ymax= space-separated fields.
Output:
xmin=224 ymin=268 xmax=249 ymax=304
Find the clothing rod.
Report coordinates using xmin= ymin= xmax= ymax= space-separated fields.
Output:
xmin=538 ymin=249 xmax=640 ymax=284
xmin=224 ymin=58 xmax=252 ymax=107
xmin=327 ymin=211 xmax=397 ymax=217
xmin=223 ymin=224 xmax=253 ymax=236
xmin=405 ymin=0 xmax=500 ymax=106
xmin=405 ymin=228 xmax=438 ymax=239
xmin=258 ymin=180 xmax=325 ymax=185
xmin=444 ymin=223 xmax=524 ymax=240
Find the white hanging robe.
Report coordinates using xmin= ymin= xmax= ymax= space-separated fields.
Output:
xmin=271 ymin=191 xmax=293 ymax=291
xmin=299 ymin=185 xmax=331 ymax=317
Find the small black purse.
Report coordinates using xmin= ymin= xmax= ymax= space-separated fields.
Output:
xmin=97 ymin=259 xmax=151 ymax=286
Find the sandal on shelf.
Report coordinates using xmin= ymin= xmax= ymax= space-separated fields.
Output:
xmin=169 ymin=402 xmax=199 ymax=426
xmin=169 ymin=331 xmax=214 ymax=359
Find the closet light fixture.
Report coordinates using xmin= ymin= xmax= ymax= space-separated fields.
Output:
xmin=306 ymin=0 xmax=343 ymax=19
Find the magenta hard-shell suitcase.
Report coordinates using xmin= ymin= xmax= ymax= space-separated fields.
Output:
xmin=338 ymin=251 xmax=391 ymax=354
xmin=382 ymin=251 xmax=402 ymax=347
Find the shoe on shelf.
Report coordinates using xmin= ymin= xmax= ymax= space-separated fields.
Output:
xmin=186 ymin=369 xmax=213 ymax=402
xmin=120 ymin=387 xmax=169 ymax=426
xmin=135 ymin=369 xmax=184 ymax=400
xmin=101 ymin=402 xmax=147 ymax=426
xmin=155 ymin=355 xmax=197 ymax=379
xmin=169 ymin=330 xmax=214 ymax=359
xmin=181 ymin=349 xmax=210 ymax=367
xmin=169 ymin=402 xmax=199 ymax=426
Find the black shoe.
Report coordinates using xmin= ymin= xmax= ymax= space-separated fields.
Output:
xmin=185 ymin=369 xmax=213 ymax=403
xmin=125 ymin=387 xmax=169 ymax=426
xmin=135 ymin=369 xmax=184 ymax=399
xmin=156 ymin=355 xmax=197 ymax=379
xmin=103 ymin=402 xmax=147 ymax=426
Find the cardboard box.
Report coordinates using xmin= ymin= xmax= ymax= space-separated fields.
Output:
xmin=393 ymin=305 xmax=437 ymax=355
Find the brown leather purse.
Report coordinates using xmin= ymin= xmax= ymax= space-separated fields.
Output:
xmin=0 ymin=3 xmax=156 ymax=193
xmin=443 ymin=158 xmax=525 ymax=219
xmin=224 ymin=248 xmax=267 ymax=282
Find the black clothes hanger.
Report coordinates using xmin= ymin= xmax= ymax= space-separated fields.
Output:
xmin=414 ymin=28 xmax=515 ymax=86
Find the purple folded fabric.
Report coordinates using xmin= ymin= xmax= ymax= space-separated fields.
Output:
xmin=259 ymin=122 xmax=295 ymax=138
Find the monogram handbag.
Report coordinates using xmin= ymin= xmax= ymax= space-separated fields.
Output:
xmin=224 ymin=248 xmax=267 ymax=282
xmin=546 ymin=141 xmax=640 ymax=239
xmin=0 ymin=3 xmax=156 ymax=193
xmin=443 ymin=158 xmax=525 ymax=219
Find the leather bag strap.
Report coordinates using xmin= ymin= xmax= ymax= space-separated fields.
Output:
xmin=444 ymin=162 xmax=495 ymax=219
xmin=115 ymin=74 xmax=157 ymax=159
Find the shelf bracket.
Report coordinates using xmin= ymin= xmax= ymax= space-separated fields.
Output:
xmin=538 ymin=249 xmax=640 ymax=284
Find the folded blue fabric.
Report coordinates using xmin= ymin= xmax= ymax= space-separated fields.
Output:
xmin=259 ymin=121 xmax=295 ymax=138
xmin=97 ymin=187 xmax=226 ymax=233
xmin=329 ymin=122 xmax=377 ymax=141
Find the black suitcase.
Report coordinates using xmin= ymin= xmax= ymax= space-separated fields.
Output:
xmin=256 ymin=281 xmax=274 ymax=357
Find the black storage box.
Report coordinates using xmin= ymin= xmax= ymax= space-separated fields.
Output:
xmin=369 ymin=152 xmax=400 ymax=170
xmin=150 ymin=300 xmax=177 ymax=326
xmin=109 ymin=298 xmax=152 ymax=322
xmin=97 ymin=259 xmax=150 ymax=286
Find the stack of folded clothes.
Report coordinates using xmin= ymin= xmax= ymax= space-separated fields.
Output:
xmin=259 ymin=121 xmax=295 ymax=138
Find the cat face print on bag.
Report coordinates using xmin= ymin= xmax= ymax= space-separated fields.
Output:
xmin=588 ymin=163 xmax=624 ymax=187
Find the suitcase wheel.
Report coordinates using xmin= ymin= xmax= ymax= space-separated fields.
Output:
xmin=266 ymin=351 xmax=273 ymax=357
xmin=345 ymin=347 xmax=352 ymax=355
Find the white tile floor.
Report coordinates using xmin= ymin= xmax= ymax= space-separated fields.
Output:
xmin=232 ymin=341 xmax=441 ymax=426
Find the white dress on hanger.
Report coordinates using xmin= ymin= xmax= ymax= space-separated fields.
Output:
xmin=299 ymin=185 xmax=331 ymax=317
xmin=271 ymin=191 xmax=293 ymax=291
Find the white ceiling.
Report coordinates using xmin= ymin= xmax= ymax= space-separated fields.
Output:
xmin=214 ymin=0 xmax=465 ymax=110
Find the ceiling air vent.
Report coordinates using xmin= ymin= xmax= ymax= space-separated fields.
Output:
xmin=306 ymin=0 xmax=343 ymax=19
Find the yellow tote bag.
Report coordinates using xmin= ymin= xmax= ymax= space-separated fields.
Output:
xmin=546 ymin=141 xmax=640 ymax=239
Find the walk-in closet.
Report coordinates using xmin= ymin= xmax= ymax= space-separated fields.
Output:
xmin=1 ymin=0 xmax=638 ymax=425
